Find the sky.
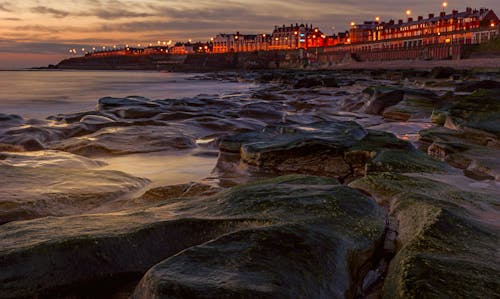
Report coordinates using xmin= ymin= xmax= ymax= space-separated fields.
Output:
xmin=0 ymin=0 xmax=499 ymax=68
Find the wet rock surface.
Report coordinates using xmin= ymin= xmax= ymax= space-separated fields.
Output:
xmin=0 ymin=150 xmax=149 ymax=224
xmin=1 ymin=69 xmax=499 ymax=299
xmin=350 ymin=173 xmax=500 ymax=298
xmin=218 ymin=120 xmax=449 ymax=181
xmin=1 ymin=175 xmax=385 ymax=299
xmin=418 ymin=88 xmax=500 ymax=180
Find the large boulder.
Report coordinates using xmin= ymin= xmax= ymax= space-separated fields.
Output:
xmin=132 ymin=175 xmax=385 ymax=299
xmin=0 ymin=175 xmax=385 ymax=299
xmin=444 ymin=89 xmax=500 ymax=136
xmin=362 ymin=86 xmax=405 ymax=115
xmin=218 ymin=121 xmax=449 ymax=180
xmin=419 ymin=126 xmax=500 ymax=180
xmin=350 ymin=173 xmax=500 ymax=299
xmin=219 ymin=121 xmax=367 ymax=179
xmin=0 ymin=150 xmax=149 ymax=223
xmin=382 ymin=90 xmax=443 ymax=122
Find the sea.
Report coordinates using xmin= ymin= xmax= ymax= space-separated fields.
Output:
xmin=0 ymin=70 xmax=254 ymax=119
xmin=0 ymin=70 xmax=257 ymax=187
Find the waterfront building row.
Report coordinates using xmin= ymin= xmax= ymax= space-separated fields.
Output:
xmin=85 ymin=6 xmax=498 ymax=58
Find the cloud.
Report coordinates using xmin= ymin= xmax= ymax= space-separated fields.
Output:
xmin=0 ymin=2 xmax=12 ymax=12
xmin=30 ymin=6 xmax=70 ymax=18
xmin=88 ymin=8 xmax=155 ymax=19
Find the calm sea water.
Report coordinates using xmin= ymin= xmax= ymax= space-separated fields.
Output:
xmin=0 ymin=70 xmax=257 ymax=187
xmin=0 ymin=70 xmax=254 ymax=119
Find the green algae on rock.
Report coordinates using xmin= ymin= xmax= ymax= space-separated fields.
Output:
xmin=219 ymin=121 xmax=449 ymax=180
xmin=0 ymin=175 xmax=386 ymax=299
xmin=350 ymin=173 xmax=500 ymax=299
xmin=132 ymin=175 xmax=386 ymax=299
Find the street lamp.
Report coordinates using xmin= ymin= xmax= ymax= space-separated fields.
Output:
xmin=406 ymin=10 xmax=411 ymax=17
xmin=375 ymin=16 xmax=380 ymax=22
xmin=442 ymin=2 xmax=448 ymax=12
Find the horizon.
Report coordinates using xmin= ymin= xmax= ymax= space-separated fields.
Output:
xmin=1 ymin=0 xmax=499 ymax=69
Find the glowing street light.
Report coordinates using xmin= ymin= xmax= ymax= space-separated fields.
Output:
xmin=406 ymin=10 xmax=411 ymax=16
xmin=350 ymin=21 xmax=356 ymax=27
xmin=375 ymin=16 xmax=380 ymax=22
xmin=442 ymin=2 xmax=448 ymax=9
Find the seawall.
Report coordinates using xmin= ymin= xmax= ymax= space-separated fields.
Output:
xmin=55 ymin=43 xmax=499 ymax=71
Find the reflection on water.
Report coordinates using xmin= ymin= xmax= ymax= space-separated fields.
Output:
xmin=100 ymin=149 xmax=218 ymax=190
xmin=0 ymin=70 xmax=255 ymax=119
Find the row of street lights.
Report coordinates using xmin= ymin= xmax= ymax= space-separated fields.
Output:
xmin=68 ymin=40 xmax=176 ymax=54
xmin=350 ymin=2 xmax=449 ymax=28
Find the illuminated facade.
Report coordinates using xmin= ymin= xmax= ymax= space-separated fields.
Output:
xmin=84 ymin=7 xmax=499 ymax=59
xmin=270 ymin=24 xmax=326 ymax=50
xmin=348 ymin=7 xmax=499 ymax=48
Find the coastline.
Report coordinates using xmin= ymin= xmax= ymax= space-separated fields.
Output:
xmin=1 ymin=68 xmax=499 ymax=298
xmin=325 ymin=56 xmax=500 ymax=70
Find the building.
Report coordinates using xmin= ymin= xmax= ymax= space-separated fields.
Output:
xmin=213 ymin=33 xmax=237 ymax=53
xmin=348 ymin=7 xmax=499 ymax=47
xmin=269 ymin=24 xmax=326 ymax=50
xmin=169 ymin=44 xmax=195 ymax=55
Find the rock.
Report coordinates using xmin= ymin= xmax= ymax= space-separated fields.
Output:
xmin=430 ymin=110 xmax=447 ymax=125
xmin=382 ymin=90 xmax=442 ymax=121
xmin=97 ymin=96 xmax=160 ymax=111
xmin=132 ymin=175 xmax=385 ymax=299
xmin=445 ymin=89 xmax=500 ymax=135
xmin=0 ymin=126 xmax=65 ymax=151
xmin=219 ymin=121 xmax=367 ymax=178
xmin=219 ymin=121 xmax=448 ymax=180
xmin=80 ymin=114 xmax=116 ymax=125
xmin=350 ymin=173 xmax=500 ymax=298
xmin=430 ymin=67 xmax=456 ymax=79
xmin=455 ymin=80 xmax=500 ymax=92
xmin=0 ymin=215 xmax=247 ymax=299
xmin=0 ymin=150 xmax=148 ymax=223
xmin=419 ymin=117 xmax=500 ymax=180
xmin=135 ymin=182 xmax=221 ymax=203
xmin=293 ymin=75 xmax=338 ymax=89
xmin=53 ymin=126 xmax=196 ymax=156
xmin=362 ymin=86 xmax=405 ymax=115
xmin=181 ymin=116 xmax=266 ymax=135
xmin=0 ymin=113 xmax=23 ymax=127
xmin=0 ymin=143 xmax=24 ymax=152
xmin=238 ymin=102 xmax=284 ymax=122
xmin=251 ymin=91 xmax=288 ymax=102
xmin=1 ymin=175 xmax=385 ymax=299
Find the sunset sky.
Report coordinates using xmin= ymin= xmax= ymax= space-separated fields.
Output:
xmin=1 ymin=0 xmax=499 ymax=68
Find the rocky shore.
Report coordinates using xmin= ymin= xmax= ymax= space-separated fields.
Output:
xmin=1 ymin=67 xmax=499 ymax=298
